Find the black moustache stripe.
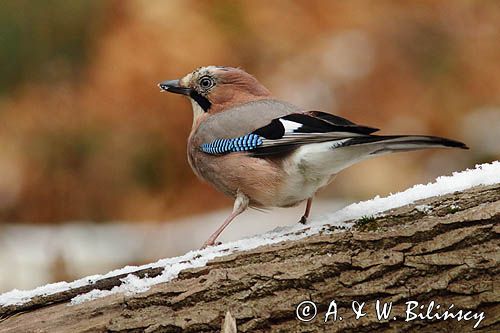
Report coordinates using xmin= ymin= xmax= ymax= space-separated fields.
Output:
xmin=190 ymin=91 xmax=212 ymax=112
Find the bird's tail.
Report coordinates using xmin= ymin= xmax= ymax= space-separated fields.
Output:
xmin=298 ymin=135 xmax=468 ymax=176
xmin=345 ymin=135 xmax=469 ymax=155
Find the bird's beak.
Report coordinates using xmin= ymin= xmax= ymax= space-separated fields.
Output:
xmin=158 ymin=79 xmax=191 ymax=95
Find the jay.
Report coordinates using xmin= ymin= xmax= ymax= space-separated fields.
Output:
xmin=159 ymin=66 xmax=467 ymax=248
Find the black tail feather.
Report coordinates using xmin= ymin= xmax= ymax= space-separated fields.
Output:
xmin=342 ymin=135 xmax=468 ymax=154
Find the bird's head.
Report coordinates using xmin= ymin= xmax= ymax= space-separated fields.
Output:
xmin=159 ymin=66 xmax=271 ymax=122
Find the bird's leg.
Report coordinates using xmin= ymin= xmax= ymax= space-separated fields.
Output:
xmin=201 ymin=191 xmax=249 ymax=249
xmin=299 ymin=197 xmax=313 ymax=224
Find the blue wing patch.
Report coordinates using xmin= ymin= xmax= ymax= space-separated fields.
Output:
xmin=201 ymin=134 xmax=263 ymax=154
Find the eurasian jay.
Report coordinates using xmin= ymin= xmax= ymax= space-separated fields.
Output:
xmin=159 ymin=66 xmax=467 ymax=248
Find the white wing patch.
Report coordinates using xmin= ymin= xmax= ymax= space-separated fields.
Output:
xmin=331 ymin=139 xmax=350 ymax=148
xmin=279 ymin=119 xmax=302 ymax=132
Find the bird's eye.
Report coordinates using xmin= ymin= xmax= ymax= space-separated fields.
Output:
xmin=199 ymin=76 xmax=214 ymax=89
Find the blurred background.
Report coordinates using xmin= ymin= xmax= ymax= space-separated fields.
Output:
xmin=0 ymin=0 xmax=499 ymax=292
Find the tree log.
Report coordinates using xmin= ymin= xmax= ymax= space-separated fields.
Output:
xmin=0 ymin=184 xmax=499 ymax=332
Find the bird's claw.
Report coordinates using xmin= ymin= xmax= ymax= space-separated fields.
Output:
xmin=200 ymin=240 xmax=222 ymax=250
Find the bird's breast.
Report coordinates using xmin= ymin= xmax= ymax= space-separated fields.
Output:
xmin=187 ymin=136 xmax=307 ymax=207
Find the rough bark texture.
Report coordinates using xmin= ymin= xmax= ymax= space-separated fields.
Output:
xmin=0 ymin=184 xmax=499 ymax=333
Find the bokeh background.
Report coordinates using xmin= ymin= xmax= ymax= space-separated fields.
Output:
xmin=1 ymin=0 xmax=499 ymax=291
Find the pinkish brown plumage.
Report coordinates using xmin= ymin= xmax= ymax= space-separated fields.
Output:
xmin=159 ymin=66 xmax=468 ymax=248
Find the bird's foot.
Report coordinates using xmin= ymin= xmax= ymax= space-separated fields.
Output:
xmin=299 ymin=215 xmax=308 ymax=225
xmin=200 ymin=240 xmax=222 ymax=250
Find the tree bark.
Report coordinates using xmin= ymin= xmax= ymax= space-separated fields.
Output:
xmin=0 ymin=184 xmax=499 ymax=333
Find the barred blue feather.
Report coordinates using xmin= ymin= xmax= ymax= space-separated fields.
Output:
xmin=201 ymin=134 xmax=263 ymax=154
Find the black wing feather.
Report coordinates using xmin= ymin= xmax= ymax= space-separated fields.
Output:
xmin=282 ymin=113 xmax=378 ymax=135
xmin=307 ymin=111 xmax=379 ymax=134
xmin=252 ymin=119 xmax=285 ymax=139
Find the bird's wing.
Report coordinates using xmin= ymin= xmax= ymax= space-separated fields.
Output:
xmin=195 ymin=99 xmax=301 ymax=143
xmin=249 ymin=112 xmax=378 ymax=156
xmin=199 ymin=110 xmax=379 ymax=156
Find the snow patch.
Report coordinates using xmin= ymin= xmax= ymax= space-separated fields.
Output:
xmin=314 ymin=161 xmax=500 ymax=226
xmin=415 ymin=204 xmax=433 ymax=214
xmin=1 ymin=161 xmax=499 ymax=307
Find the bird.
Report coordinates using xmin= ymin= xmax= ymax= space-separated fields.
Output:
xmin=158 ymin=66 xmax=468 ymax=248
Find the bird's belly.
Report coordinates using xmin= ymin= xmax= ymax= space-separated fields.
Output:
xmin=276 ymin=146 xmax=341 ymax=206
xmin=277 ymin=170 xmax=334 ymax=207
xmin=188 ymin=149 xmax=286 ymax=207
